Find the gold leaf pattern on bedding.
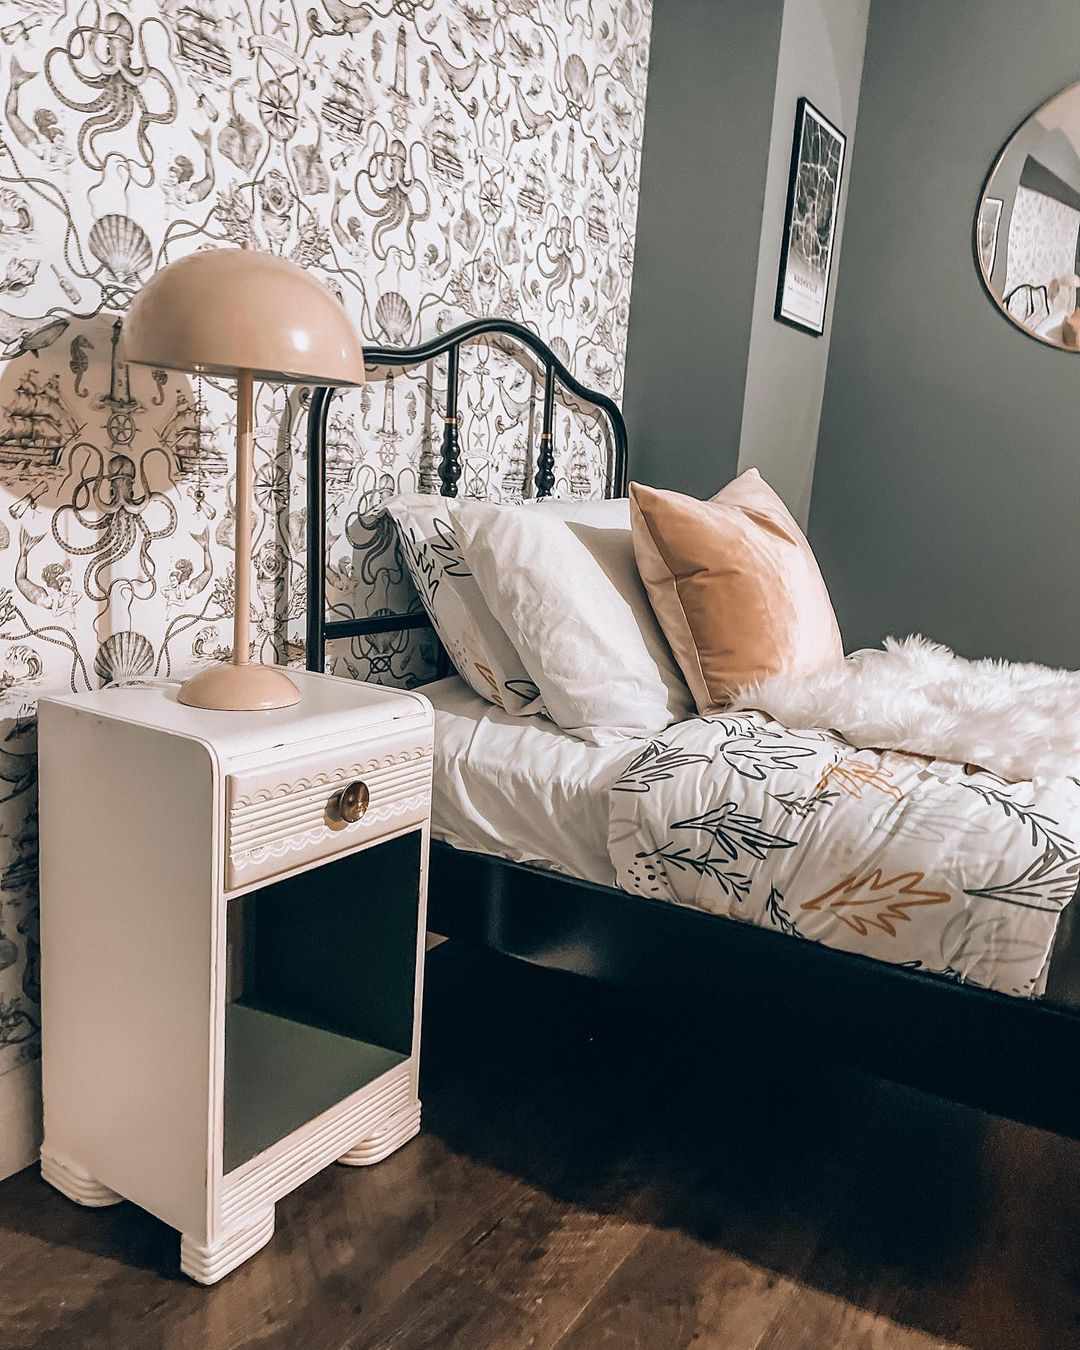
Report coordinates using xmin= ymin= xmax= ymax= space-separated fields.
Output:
xmin=816 ymin=758 xmax=903 ymax=802
xmin=608 ymin=710 xmax=1080 ymax=999
xmin=801 ymin=869 xmax=951 ymax=939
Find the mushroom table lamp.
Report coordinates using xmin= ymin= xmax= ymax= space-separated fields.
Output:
xmin=123 ymin=248 xmax=366 ymax=711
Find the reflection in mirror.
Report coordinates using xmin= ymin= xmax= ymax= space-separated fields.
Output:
xmin=977 ymin=81 xmax=1080 ymax=349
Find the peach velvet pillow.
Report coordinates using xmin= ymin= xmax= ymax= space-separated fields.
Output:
xmin=629 ymin=469 xmax=843 ymax=713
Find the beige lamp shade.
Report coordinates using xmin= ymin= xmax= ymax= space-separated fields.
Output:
xmin=121 ymin=248 xmax=366 ymax=386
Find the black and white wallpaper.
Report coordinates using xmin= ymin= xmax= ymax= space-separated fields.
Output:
xmin=0 ymin=0 xmax=653 ymax=1113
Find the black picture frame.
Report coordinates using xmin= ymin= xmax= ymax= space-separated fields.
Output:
xmin=775 ymin=96 xmax=847 ymax=337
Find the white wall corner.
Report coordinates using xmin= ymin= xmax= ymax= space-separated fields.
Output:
xmin=737 ymin=0 xmax=870 ymax=526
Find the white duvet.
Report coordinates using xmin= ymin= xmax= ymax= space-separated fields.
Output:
xmin=428 ymin=679 xmax=1080 ymax=1000
xmin=608 ymin=712 xmax=1080 ymax=999
xmin=429 ymin=676 xmax=636 ymax=884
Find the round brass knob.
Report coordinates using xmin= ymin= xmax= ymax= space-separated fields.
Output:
xmin=336 ymin=780 xmax=369 ymax=823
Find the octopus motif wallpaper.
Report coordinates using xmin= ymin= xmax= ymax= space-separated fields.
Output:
xmin=0 ymin=0 xmax=654 ymax=1136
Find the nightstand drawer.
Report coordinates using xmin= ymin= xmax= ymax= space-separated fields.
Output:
xmin=225 ymin=729 xmax=432 ymax=890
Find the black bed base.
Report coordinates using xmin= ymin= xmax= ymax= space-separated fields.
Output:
xmin=428 ymin=841 xmax=1080 ymax=1141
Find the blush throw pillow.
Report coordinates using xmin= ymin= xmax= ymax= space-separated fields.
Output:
xmin=454 ymin=497 xmax=694 ymax=745
xmin=629 ymin=470 xmax=843 ymax=713
xmin=383 ymin=494 xmax=543 ymax=715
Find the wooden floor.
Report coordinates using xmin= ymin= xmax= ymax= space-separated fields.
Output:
xmin=3 ymin=943 xmax=1080 ymax=1350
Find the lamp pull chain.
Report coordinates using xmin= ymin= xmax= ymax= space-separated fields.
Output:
xmin=233 ymin=369 xmax=254 ymax=668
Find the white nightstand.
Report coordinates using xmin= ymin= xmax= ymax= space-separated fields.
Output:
xmin=37 ymin=670 xmax=433 ymax=1284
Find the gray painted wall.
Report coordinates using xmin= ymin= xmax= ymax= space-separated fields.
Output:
xmin=737 ymin=0 xmax=869 ymax=526
xmin=623 ymin=0 xmax=784 ymax=497
xmin=810 ymin=0 xmax=1080 ymax=666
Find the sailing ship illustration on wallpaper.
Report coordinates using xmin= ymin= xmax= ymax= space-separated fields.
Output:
xmin=569 ymin=443 xmax=593 ymax=498
xmin=174 ymin=4 xmax=231 ymax=83
xmin=426 ymin=103 xmax=464 ymax=184
xmin=518 ymin=154 xmax=548 ymax=220
xmin=159 ymin=389 xmax=229 ymax=480
xmin=325 ymin=407 xmax=360 ymax=495
xmin=323 ymin=55 xmax=373 ymax=141
xmin=0 ymin=371 xmax=80 ymax=468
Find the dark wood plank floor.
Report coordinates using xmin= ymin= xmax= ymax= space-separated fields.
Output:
xmin=3 ymin=942 xmax=1080 ymax=1350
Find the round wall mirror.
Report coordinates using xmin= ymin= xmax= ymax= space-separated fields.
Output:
xmin=977 ymin=81 xmax=1080 ymax=350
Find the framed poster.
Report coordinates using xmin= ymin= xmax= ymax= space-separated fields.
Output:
xmin=775 ymin=97 xmax=848 ymax=336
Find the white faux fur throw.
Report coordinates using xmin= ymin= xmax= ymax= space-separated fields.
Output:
xmin=728 ymin=635 xmax=1080 ymax=783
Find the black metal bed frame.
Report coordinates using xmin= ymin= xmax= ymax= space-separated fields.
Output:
xmin=305 ymin=318 xmax=628 ymax=664
xmin=307 ymin=318 xmax=1080 ymax=1142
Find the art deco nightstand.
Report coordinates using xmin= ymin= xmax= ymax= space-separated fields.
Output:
xmin=37 ymin=671 xmax=432 ymax=1284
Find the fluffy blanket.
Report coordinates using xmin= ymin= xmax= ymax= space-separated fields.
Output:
xmin=729 ymin=635 xmax=1080 ymax=783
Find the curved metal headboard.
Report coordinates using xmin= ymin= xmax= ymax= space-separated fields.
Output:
xmin=306 ymin=317 xmax=629 ymax=673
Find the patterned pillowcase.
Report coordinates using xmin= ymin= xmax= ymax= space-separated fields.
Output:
xmin=383 ymin=494 xmax=543 ymax=716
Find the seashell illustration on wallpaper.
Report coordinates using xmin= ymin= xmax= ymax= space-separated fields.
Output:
xmin=373 ymin=291 xmax=413 ymax=345
xmin=93 ymin=631 xmax=155 ymax=688
xmin=550 ymin=336 xmax=572 ymax=369
xmin=0 ymin=0 xmax=654 ymax=1135
xmin=88 ymin=215 xmax=154 ymax=286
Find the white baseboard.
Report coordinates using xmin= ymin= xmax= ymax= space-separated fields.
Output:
xmin=0 ymin=1058 xmax=42 ymax=1181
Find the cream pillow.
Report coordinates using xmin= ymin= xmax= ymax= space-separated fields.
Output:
xmin=453 ymin=497 xmax=693 ymax=745
xmin=630 ymin=470 xmax=844 ymax=714
xmin=383 ymin=494 xmax=542 ymax=715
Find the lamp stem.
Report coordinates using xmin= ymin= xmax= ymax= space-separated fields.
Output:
xmin=233 ymin=368 xmax=254 ymax=668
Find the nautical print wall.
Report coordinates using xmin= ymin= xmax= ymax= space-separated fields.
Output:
xmin=0 ymin=0 xmax=653 ymax=1149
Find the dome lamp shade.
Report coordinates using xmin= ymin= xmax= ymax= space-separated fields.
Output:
xmin=122 ymin=248 xmax=367 ymax=712
xmin=121 ymin=248 xmax=366 ymax=386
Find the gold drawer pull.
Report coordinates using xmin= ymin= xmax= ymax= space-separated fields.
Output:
xmin=336 ymin=780 xmax=370 ymax=823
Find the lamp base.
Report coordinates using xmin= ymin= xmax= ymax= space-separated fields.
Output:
xmin=178 ymin=663 xmax=301 ymax=712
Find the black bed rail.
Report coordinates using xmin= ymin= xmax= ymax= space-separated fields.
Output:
xmin=306 ymin=317 xmax=628 ymax=674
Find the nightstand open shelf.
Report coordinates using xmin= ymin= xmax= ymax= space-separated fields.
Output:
xmin=222 ymin=832 xmax=422 ymax=1174
xmin=223 ymin=1008 xmax=407 ymax=1174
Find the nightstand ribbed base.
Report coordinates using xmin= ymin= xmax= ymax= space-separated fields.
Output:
xmin=41 ymin=1151 xmax=123 ymax=1208
xmin=181 ymin=1208 xmax=275 ymax=1285
xmin=337 ymin=1099 xmax=422 ymax=1166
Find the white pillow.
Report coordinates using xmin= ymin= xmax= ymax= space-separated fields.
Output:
xmin=383 ymin=494 xmax=543 ymax=715
xmin=453 ymin=497 xmax=694 ymax=744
